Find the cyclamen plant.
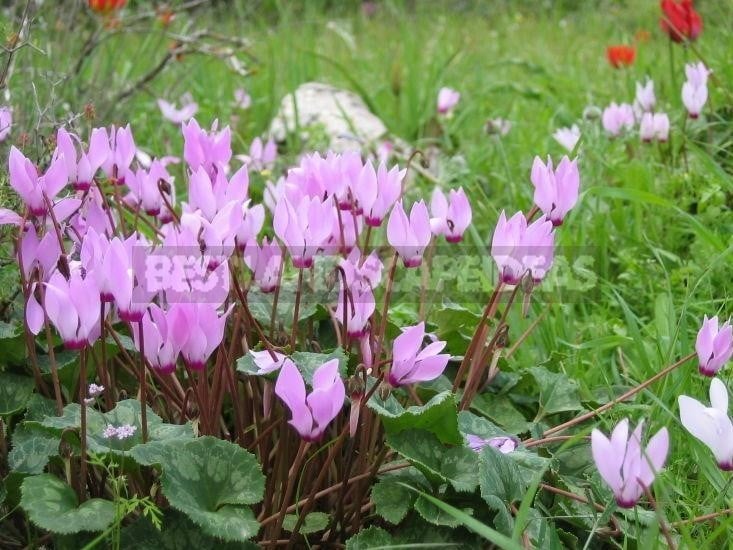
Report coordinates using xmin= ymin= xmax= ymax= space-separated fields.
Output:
xmin=1 ymin=115 xmax=578 ymax=543
xmin=2 ymin=75 xmax=729 ymax=544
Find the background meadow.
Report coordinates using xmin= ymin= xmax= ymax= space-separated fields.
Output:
xmin=1 ymin=0 xmax=733 ymax=547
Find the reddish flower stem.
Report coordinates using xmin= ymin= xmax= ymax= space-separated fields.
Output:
xmin=287 ymin=426 xmax=350 ymax=545
xmin=672 ymin=508 xmax=733 ymax=527
xmin=136 ymin=321 xmax=149 ymax=442
xmin=643 ymin=483 xmax=677 ymax=550
xmin=459 ymin=283 xmax=519 ymax=408
xmin=539 ymin=483 xmax=620 ymax=536
xmin=290 ymin=268 xmax=305 ymax=349
xmin=452 ymin=282 xmax=504 ymax=393
xmin=270 ymin=440 xmax=311 ymax=546
xmin=79 ymin=348 xmax=88 ymax=501
xmin=98 ymin=302 xmax=115 ymax=409
xmin=269 ymin=249 xmax=285 ymax=340
xmin=40 ymin=285 xmax=64 ymax=415
xmin=374 ymin=252 xmax=398 ymax=369
xmin=531 ymin=352 xmax=695 ymax=441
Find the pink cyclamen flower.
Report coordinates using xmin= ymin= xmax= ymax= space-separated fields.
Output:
xmin=249 ymin=349 xmax=291 ymax=374
xmin=157 ymin=94 xmax=199 ymax=124
xmin=335 ymin=283 xmax=375 ymax=339
xmin=180 ymin=201 xmax=242 ymax=270
xmin=354 ymin=161 xmax=404 ymax=226
xmin=275 ymin=359 xmax=346 ymax=442
xmin=100 ymin=125 xmax=136 ymax=183
xmin=44 ymin=270 xmax=101 ymax=349
xmin=125 ymin=160 xmax=174 ymax=217
xmin=0 ymin=208 xmax=23 ymax=227
xmin=388 ymin=322 xmax=450 ymax=387
xmin=553 ymin=125 xmax=581 ymax=152
xmin=340 ymin=249 xmax=383 ymax=290
xmin=682 ymin=62 xmax=710 ymax=119
xmin=81 ymin=229 xmax=151 ymax=321
xmin=68 ymin=186 xmax=113 ymax=238
xmin=236 ymin=202 xmax=266 ymax=251
xmin=55 ymin=127 xmax=109 ymax=191
xmin=685 ymin=61 xmax=710 ymax=88
xmin=186 ymin=164 xmax=249 ymax=222
xmin=168 ymin=302 xmax=232 ymax=370
xmin=466 ymin=434 xmax=518 ymax=454
xmin=157 ymin=224 xmax=233 ymax=300
xmin=134 ymin=304 xmax=180 ymax=374
xmin=111 ymin=235 xmax=151 ymax=323
xmin=639 ymin=112 xmax=670 ymax=143
xmin=334 ymin=249 xmax=382 ymax=339
xmin=429 ymin=187 xmax=472 ymax=243
xmin=376 ymin=141 xmax=393 ymax=164
xmin=387 ymin=200 xmax=432 ymax=268
xmin=273 ymin=195 xmax=334 ymax=268
xmin=696 ymin=315 xmax=733 ymax=376
xmin=679 ymin=377 xmax=733 ymax=471
xmin=491 ymin=211 xmax=555 ymax=285
xmin=182 ymin=118 xmax=232 ymax=176
xmin=437 ymin=87 xmax=460 ymax=115
xmin=486 ymin=118 xmax=512 ymax=136
xmin=602 ymin=102 xmax=635 ymax=137
xmin=326 ymin=208 xmax=362 ymax=255
xmin=8 ymin=146 xmax=68 ymax=216
xmin=0 ymin=106 xmax=12 ymax=141
xmin=634 ymin=79 xmax=656 ymax=114
xmin=20 ymin=224 xmax=62 ymax=280
xmin=591 ymin=419 xmax=669 ymax=508
xmin=81 ymin=228 xmax=124 ymax=302
xmin=246 ymin=137 xmax=277 ymax=171
xmin=530 ymin=156 xmax=580 ymax=226
xmin=234 ymin=88 xmax=251 ymax=109
xmin=243 ymin=237 xmax=283 ymax=293
xmin=285 ymin=150 xmax=361 ymax=210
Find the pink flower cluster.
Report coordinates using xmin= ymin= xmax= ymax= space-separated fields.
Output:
xmin=3 ymin=111 xmax=482 ymax=443
xmin=490 ymin=154 xmax=579 ymax=287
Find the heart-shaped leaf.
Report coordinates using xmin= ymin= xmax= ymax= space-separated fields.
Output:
xmin=369 ymin=390 xmax=461 ymax=444
xmin=131 ymin=436 xmax=265 ymax=542
xmin=282 ymin=511 xmax=329 ymax=534
xmin=0 ymin=372 xmax=34 ymax=415
xmin=41 ymin=399 xmax=193 ymax=456
xmin=529 ymin=366 xmax=582 ymax=418
xmin=346 ymin=526 xmax=393 ymax=549
xmin=9 ymin=422 xmax=60 ymax=474
xmin=20 ymin=474 xmax=115 ymax=534
xmin=386 ymin=429 xmax=478 ymax=492
xmin=120 ymin=509 xmax=255 ymax=549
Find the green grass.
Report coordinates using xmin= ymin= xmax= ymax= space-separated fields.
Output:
xmin=5 ymin=0 xmax=733 ymax=546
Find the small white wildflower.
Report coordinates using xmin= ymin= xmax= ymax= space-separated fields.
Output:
xmin=102 ymin=426 xmax=118 ymax=439
xmin=88 ymin=383 xmax=105 ymax=398
xmin=115 ymin=424 xmax=137 ymax=440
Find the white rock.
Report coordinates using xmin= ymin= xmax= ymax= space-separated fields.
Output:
xmin=269 ymin=82 xmax=387 ymax=152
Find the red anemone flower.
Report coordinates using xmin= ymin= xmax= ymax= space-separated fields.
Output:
xmin=660 ymin=0 xmax=702 ymax=43
xmin=88 ymin=0 xmax=126 ymax=14
xmin=606 ymin=45 xmax=636 ymax=68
